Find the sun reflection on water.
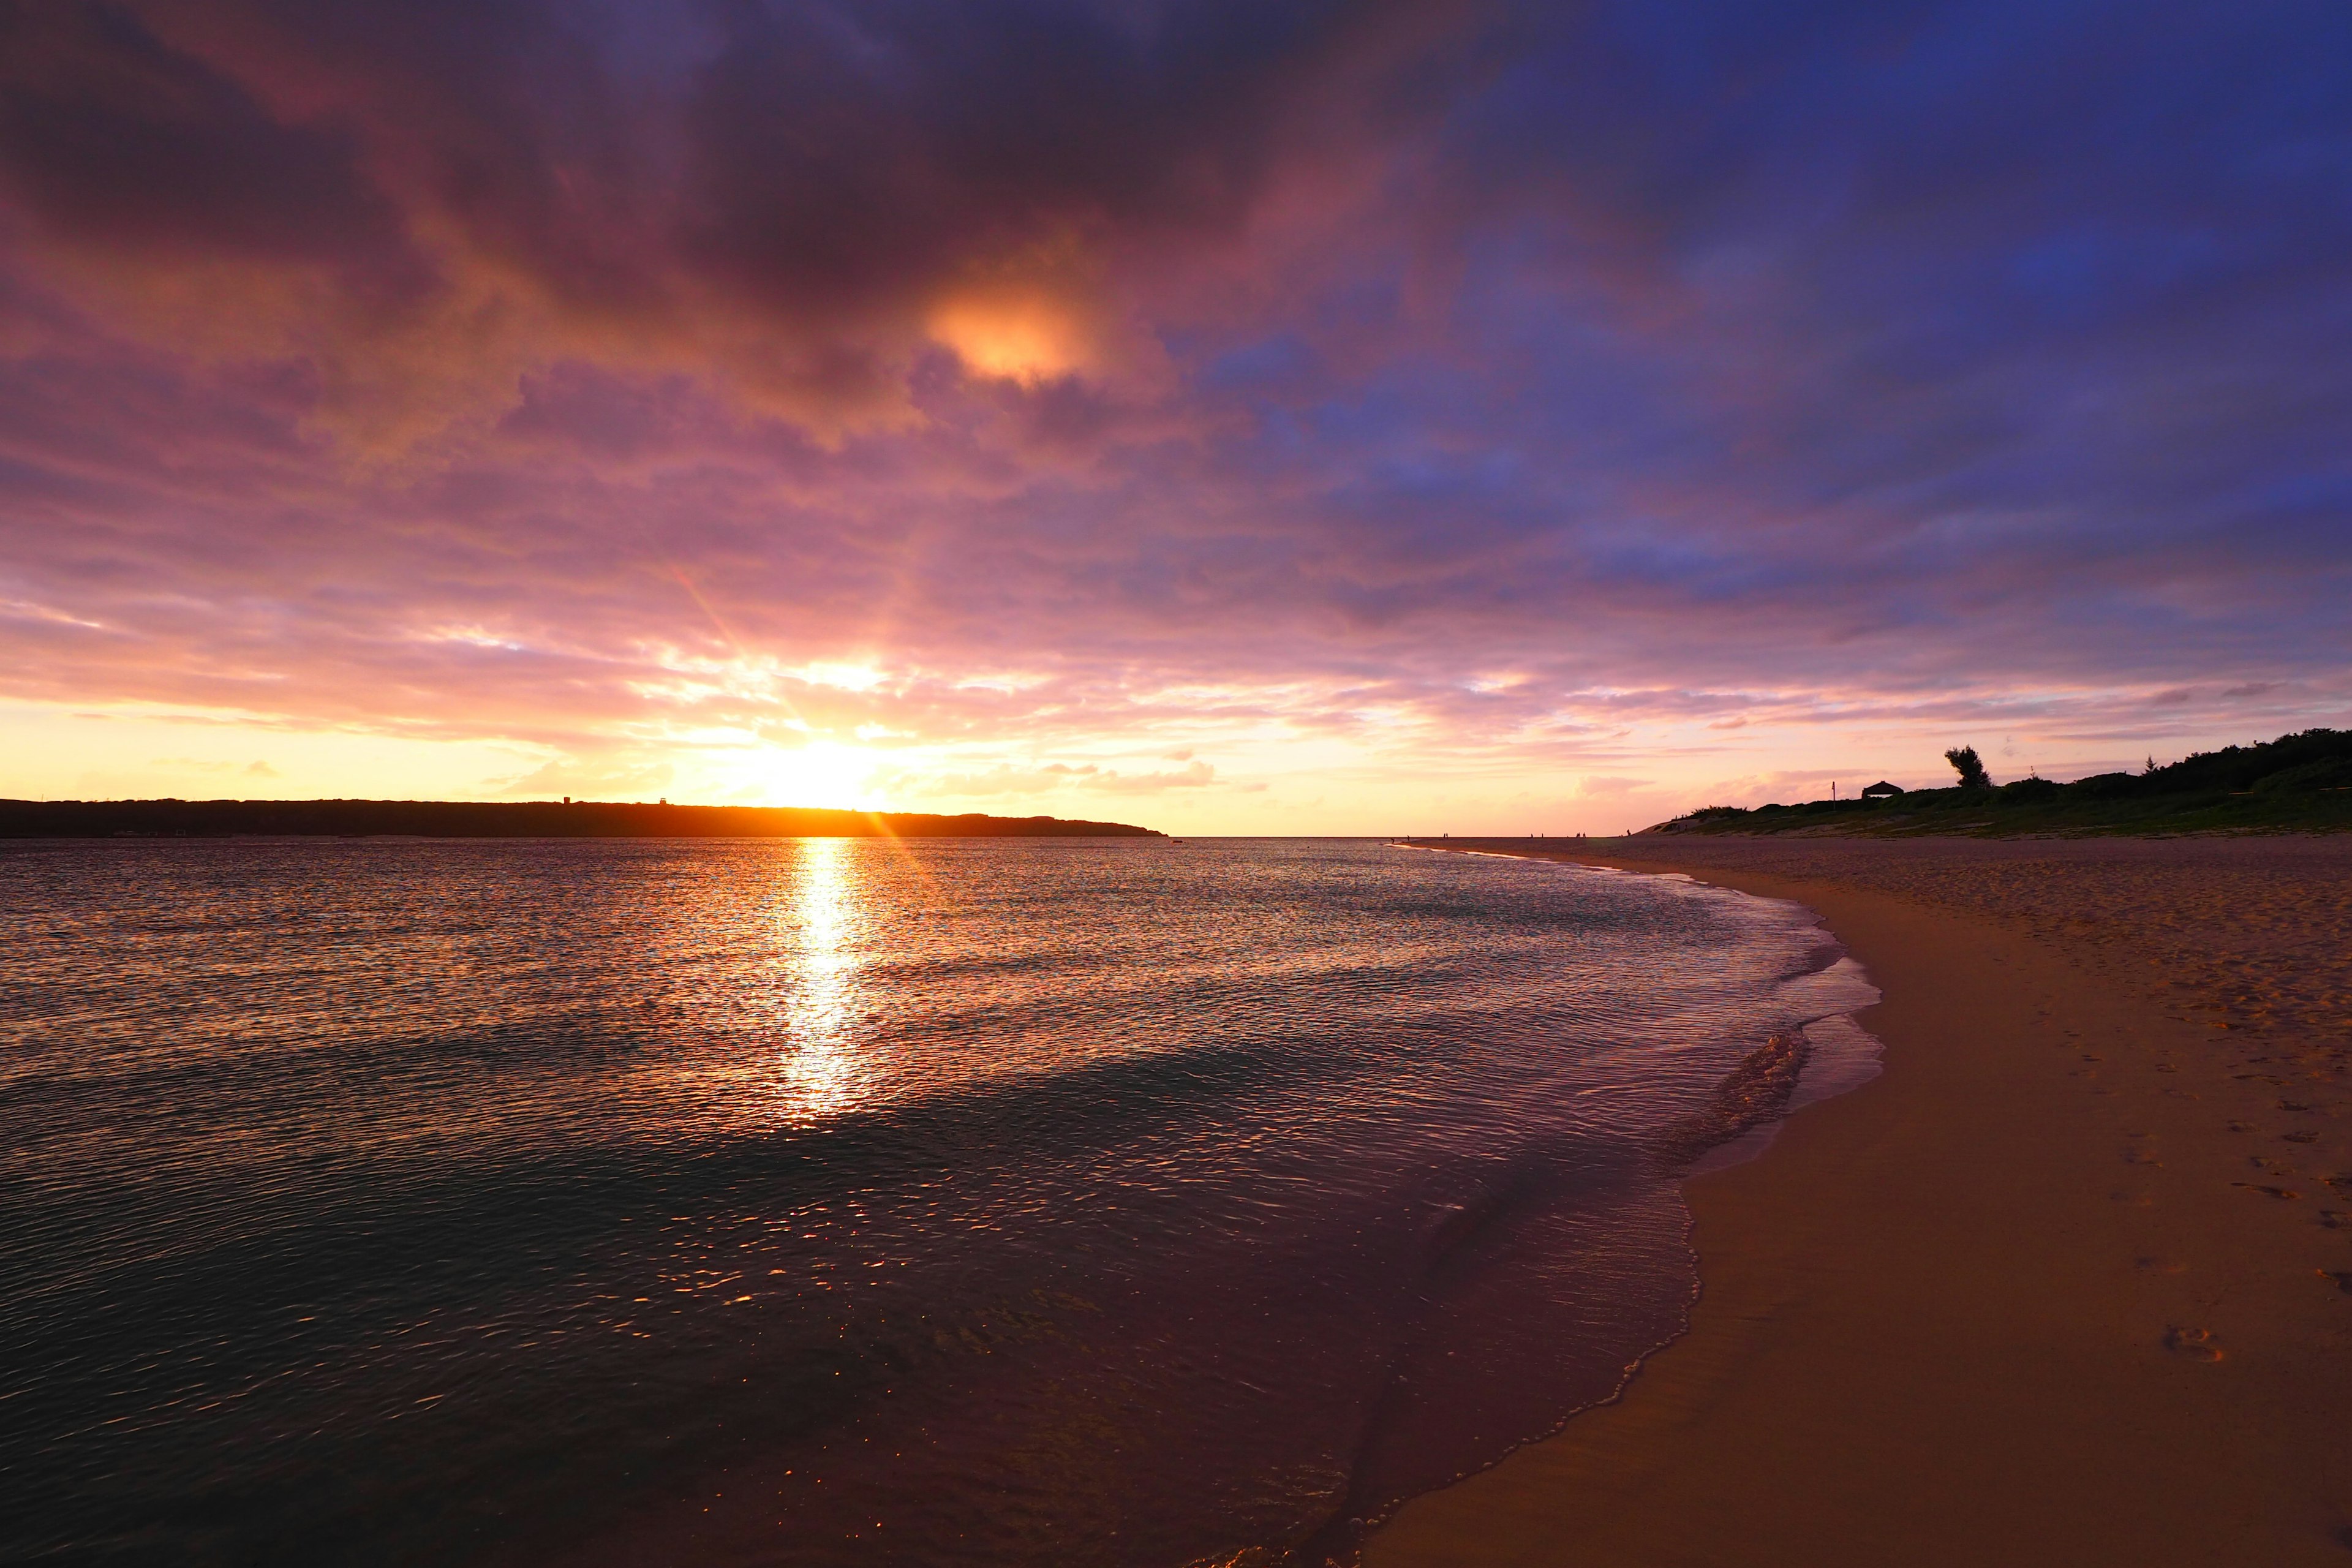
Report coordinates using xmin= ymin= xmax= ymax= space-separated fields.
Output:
xmin=778 ymin=837 xmax=865 ymax=1121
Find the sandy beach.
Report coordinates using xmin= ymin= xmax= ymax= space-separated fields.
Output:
xmin=1371 ymin=835 xmax=2352 ymax=1567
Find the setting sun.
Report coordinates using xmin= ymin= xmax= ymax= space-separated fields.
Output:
xmin=762 ymin=741 xmax=877 ymax=809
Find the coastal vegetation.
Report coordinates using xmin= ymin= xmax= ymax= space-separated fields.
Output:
xmin=1942 ymin=745 xmax=1992 ymax=790
xmin=1652 ymin=727 xmax=2352 ymax=836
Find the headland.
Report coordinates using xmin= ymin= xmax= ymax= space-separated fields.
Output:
xmin=0 ymin=798 xmax=1162 ymax=839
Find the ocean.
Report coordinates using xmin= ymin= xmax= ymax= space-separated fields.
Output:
xmin=0 ymin=837 xmax=1876 ymax=1566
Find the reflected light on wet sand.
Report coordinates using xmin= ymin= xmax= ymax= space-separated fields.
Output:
xmin=778 ymin=837 xmax=865 ymax=1121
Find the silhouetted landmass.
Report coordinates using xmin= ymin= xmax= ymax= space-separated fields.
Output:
xmin=0 ymin=799 xmax=1163 ymax=840
xmin=1649 ymin=728 xmax=2352 ymax=837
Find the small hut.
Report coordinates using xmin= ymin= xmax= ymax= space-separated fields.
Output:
xmin=1860 ymin=780 xmax=1903 ymax=798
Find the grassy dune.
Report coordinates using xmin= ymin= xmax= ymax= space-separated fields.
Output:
xmin=1654 ymin=728 xmax=2352 ymax=837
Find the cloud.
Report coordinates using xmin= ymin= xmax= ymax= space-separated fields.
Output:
xmin=1 ymin=1 xmax=2348 ymax=826
xmin=0 ymin=0 xmax=1450 ymax=443
xmin=494 ymin=754 xmax=678 ymax=800
xmin=897 ymin=761 xmax=1102 ymax=799
xmin=1088 ymin=759 xmax=1217 ymax=794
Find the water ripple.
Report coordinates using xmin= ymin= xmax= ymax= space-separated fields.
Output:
xmin=0 ymin=837 xmax=1875 ymax=1566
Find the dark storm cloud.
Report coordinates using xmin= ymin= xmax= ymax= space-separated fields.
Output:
xmin=0 ymin=0 xmax=2346 ymax=790
xmin=677 ymin=1 xmax=1350 ymax=307
xmin=0 ymin=0 xmax=1433 ymax=403
xmin=0 ymin=6 xmax=398 ymax=266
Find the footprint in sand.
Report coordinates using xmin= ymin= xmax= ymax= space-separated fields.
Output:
xmin=2318 ymin=1271 xmax=2352 ymax=1295
xmin=2163 ymin=1325 xmax=2224 ymax=1362
xmin=2318 ymin=1211 xmax=2351 ymax=1229
xmin=2284 ymin=1131 xmax=2320 ymax=1144
xmin=2233 ymin=1182 xmax=2302 ymax=1200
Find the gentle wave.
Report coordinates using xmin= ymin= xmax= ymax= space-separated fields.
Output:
xmin=0 ymin=837 xmax=1875 ymax=1566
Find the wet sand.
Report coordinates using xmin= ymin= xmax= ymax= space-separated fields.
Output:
xmin=1370 ymin=835 xmax=2352 ymax=1567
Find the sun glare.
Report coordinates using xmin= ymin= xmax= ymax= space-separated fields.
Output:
xmin=767 ymin=741 xmax=876 ymax=809
xmin=790 ymin=662 xmax=888 ymax=693
xmin=777 ymin=835 xmax=865 ymax=1121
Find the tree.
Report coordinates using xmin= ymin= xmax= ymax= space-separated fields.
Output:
xmin=1944 ymin=745 xmax=1992 ymax=790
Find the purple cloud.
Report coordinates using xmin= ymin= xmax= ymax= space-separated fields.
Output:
xmin=1 ymin=1 xmax=2347 ymax=826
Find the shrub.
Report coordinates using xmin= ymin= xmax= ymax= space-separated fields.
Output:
xmin=1943 ymin=745 xmax=1993 ymax=790
xmin=2250 ymin=757 xmax=2352 ymax=794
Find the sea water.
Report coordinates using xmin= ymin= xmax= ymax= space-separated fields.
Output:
xmin=0 ymin=837 xmax=1876 ymax=1566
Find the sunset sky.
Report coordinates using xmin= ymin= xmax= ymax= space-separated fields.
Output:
xmin=2 ymin=1 xmax=2346 ymax=834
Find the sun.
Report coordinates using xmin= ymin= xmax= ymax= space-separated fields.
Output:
xmin=766 ymin=742 xmax=878 ymax=810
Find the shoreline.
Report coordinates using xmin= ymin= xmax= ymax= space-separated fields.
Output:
xmin=1368 ymin=837 xmax=2352 ymax=1567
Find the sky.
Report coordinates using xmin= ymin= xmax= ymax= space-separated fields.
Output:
xmin=1 ymin=0 xmax=2347 ymax=834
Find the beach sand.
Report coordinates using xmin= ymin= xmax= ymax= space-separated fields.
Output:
xmin=1369 ymin=835 xmax=2352 ymax=1567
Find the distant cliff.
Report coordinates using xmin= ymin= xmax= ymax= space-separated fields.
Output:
xmin=0 ymin=799 xmax=1164 ymax=839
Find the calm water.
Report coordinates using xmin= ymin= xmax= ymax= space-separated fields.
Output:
xmin=0 ymin=838 xmax=1875 ymax=1566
